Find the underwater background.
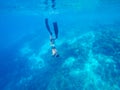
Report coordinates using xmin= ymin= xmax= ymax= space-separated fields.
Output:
xmin=0 ymin=0 xmax=120 ymax=90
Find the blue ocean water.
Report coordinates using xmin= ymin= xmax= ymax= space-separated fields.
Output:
xmin=0 ymin=0 xmax=120 ymax=90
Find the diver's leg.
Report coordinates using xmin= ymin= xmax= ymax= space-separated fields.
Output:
xmin=53 ymin=22 xmax=58 ymax=39
xmin=45 ymin=18 xmax=52 ymax=35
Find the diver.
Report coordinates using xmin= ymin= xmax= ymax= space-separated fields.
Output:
xmin=45 ymin=18 xmax=59 ymax=57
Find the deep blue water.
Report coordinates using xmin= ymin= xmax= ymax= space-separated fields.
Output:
xmin=0 ymin=0 xmax=120 ymax=90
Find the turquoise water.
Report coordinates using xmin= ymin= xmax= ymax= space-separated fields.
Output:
xmin=0 ymin=0 xmax=120 ymax=90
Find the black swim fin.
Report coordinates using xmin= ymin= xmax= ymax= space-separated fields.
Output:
xmin=45 ymin=18 xmax=52 ymax=35
xmin=53 ymin=22 xmax=58 ymax=39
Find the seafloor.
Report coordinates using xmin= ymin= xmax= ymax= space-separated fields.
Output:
xmin=2 ymin=25 xmax=120 ymax=90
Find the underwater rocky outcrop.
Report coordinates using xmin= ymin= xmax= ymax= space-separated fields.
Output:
xmin=4 ymin=26 xmax=120 ymax=90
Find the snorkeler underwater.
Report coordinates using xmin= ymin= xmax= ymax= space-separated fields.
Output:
xmin=0 ymin=0 xmax=120 ymax=90
xmin=45 ymin=18 xmax=59 ymax=57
